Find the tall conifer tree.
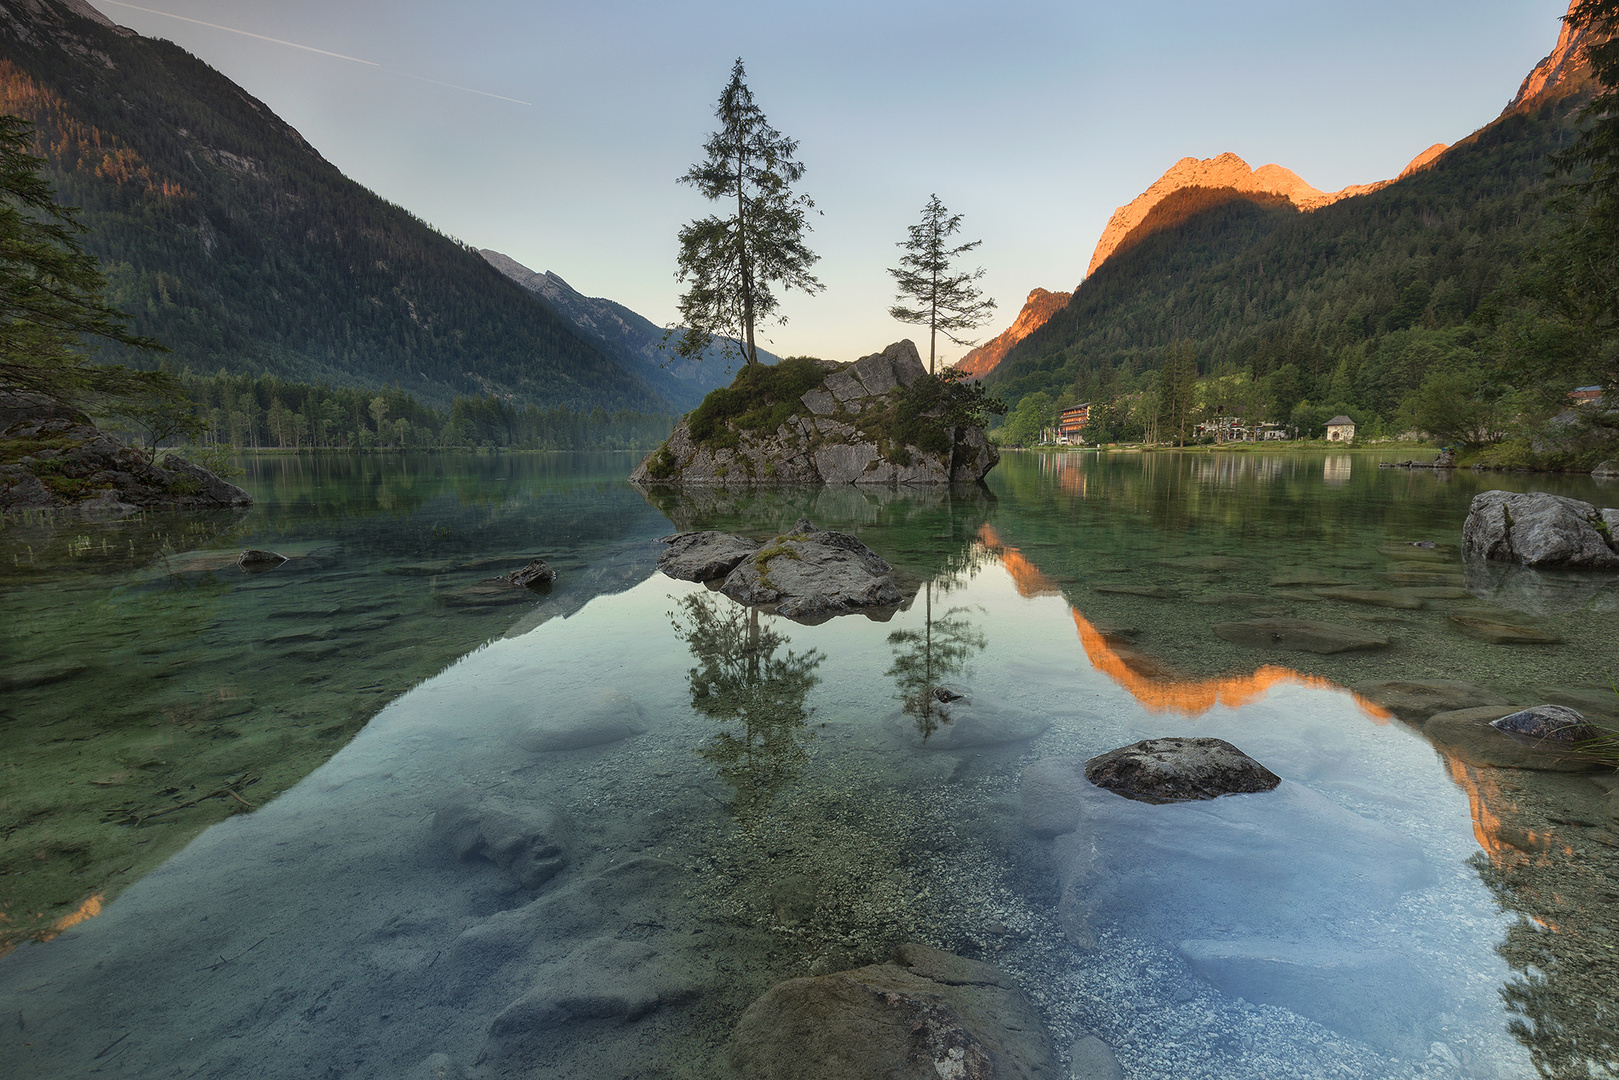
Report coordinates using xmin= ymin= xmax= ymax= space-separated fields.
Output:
xmin=673 ymin=60 xmax=821 ymax=366
xmin=888 ymin=195 xmax=996 ymax=374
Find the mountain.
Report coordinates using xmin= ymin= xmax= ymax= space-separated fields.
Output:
xmin=0 ymin=0 xmax=663 ymax=413
xmin=479 ymin=250 xmax=768 ymax=411
xmin=955 ymin=288 xmax=1071 ymax=378
xmin=981 ymin=0 xmax=1600 ymax=419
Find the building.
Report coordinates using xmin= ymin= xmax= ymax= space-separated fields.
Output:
xmin=1054 ymin=403 xmax=1091 ymax=444
xmin=1570 ymin=386 xmax=1604 ymax=405
xmin=1324 ymin=415 xmax=1356 ymax=442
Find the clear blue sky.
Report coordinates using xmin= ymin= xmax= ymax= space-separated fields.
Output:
xmin=91 ymin=0 xmax=1571 ymax=365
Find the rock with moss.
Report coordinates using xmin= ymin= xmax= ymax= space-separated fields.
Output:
xmin=657 ymin=518 xmax=903 ymax=621
xmin=630 ymin=341 xmax=999 ymax=486
xmin=1462 ymin=490 xmax=1619 ymax=569
xmin=0 ymin=389 xmax=250 ymax=514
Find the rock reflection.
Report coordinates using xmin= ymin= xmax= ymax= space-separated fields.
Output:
xmin=671 ymin=593 xmax=823 ymax=824
xmin=885 ymin=580 xmax=987 ymax=739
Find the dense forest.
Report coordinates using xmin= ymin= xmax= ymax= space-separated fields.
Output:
xmin=984 ymin=74 xmax=1615 ymax=463
xmin=157 ymin=370 xmax=673 ymax=452
xmin=0 ymin=1 xmax=663 ymax=413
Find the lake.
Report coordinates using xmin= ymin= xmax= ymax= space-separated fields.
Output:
xmin=1 ymin=449 xmax=1616 ymax=1080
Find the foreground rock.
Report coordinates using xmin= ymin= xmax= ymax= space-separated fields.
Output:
xmin=1084 ymin=738 xmax=1281 ymax=804
xmin=725 ymin=943 xmax=1056 ymax=1080
xmin=631 ymin=341 xmax=998 ymax=486
xmin=1462 ymin=490 xmax=1619 ymax=569
xmin=504 ymin=558 xmax=556 ymax=589
xmin=1491 ymin=704 xmax=1601 ymax=741
xmin=0 ymin=389 xmax=251 ymax=514
xmin=1424 ymin=707 xmax=1601 ymax=771
xmin=658 ymin=519 xmax=903 ymax=620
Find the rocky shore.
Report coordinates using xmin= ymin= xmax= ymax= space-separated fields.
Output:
xmin=0 ymin=390 xmax=249 ymax=514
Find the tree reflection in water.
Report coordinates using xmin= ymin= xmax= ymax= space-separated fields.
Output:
xmin=671 ymin=593 xmax=823 ymax=825
xmin=885 ymin=580 xmax=986 ymax=739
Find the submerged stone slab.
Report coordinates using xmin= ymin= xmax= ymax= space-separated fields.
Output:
xmin=1084 ymin=737 xmax=1280 ymax=805
xmin=1447 ymin=614 xmax=1563 ymax=645
xmin=488 ymin=936 xmax=699 ymax=1035
xmin=1093 ymin=584 xmax=1180 ymax=598
xmin=515 ymin=691 xmax=648 ymax=752
xmin=1348 ymin=679 xmax=1511 ymax=724
xmin=1212 ymin=618 xmax=1390 ymax=653
xmin=725 ymin=943 xmax=1056 ymax=1080
xmin=1312 ymin=587 xmax=1425 ymax=609
xmin=432 ymin=792 xmax=567 ymax=890
xmin=1020 ymin=759 xmax=1087 ymax=837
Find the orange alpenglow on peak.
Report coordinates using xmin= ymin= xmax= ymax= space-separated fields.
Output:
xmin=1084 ymin=145 xmax=1447 ymax=277
xmin=953 ymin=287 xmax=1072 ymax=379
xmin=1503 ymin=0 xmax=1593 ymax=116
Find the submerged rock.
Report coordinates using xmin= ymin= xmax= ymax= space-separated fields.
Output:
xmin=515 ymin=691 xmax=648 ymax=752
xmin=236 ymin=549 xmax=287 ymax=573
xmin=1462 ymin=490 xmax=1619 ymax=569
xmin=1348 ymin=679 xmax=1511 ymax=723
xmin=487 ymin=936 xmax=699 ymax=1036
xmin=1447 ymin=613 xmax=1563 ymax=644
xmin=1084 ymin=738 xmax=1281 ymax=805
xmin=725 ymin=943 xmax=1056 ymax=1080
xmin=1424 ymin=707 xmax=1600 ymax=771
xmin=660 ymin=520 xmax=903 ymax=620
xmin=1067 ymin=1036 xmax=1123 ymax=1080
xmin=1490 ymin=704 xmax=1600 ymax=742
xmin=1212 ymin=618 xmax=1390 ymax=653
xmin=432 ymin=792 xmax=567 ymax=890
xmin=1020 ymin=759 xmax=1088 ymax=837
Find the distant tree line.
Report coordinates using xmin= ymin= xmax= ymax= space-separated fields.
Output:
xmin=168 ymin=370 xmax=673 ymax=452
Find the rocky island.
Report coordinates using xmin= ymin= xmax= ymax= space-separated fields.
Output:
xmin=630 ymin=341 xmax=999 ymax=486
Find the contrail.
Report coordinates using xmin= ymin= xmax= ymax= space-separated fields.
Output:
xmin=96 ymin=1 xmax=532 ymax=105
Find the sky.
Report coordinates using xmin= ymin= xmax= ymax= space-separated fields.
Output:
xmin=89 ymin=0 xmax=1574 ymax=365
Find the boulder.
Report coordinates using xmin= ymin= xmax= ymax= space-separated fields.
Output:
xmin=1490 ymin=704 xmax=1601 ymax=742
xmin=515 ymin=691 xmax=648 ymax=752
xmin=1083 ymin=737 xmax=1280 ymax=805
xmin=1433 ymin=448 xmax=1457 ymax=468
xmin=1461 ymin=490 xmax=1619 ymax=569
xmin=1594 ymin=460 xmax=1619 ymax=479
xmin=1348 ymin=679 xmax=1510 ymax=723
xmin=656 ymin=531 xmax=760 ymax=581
xmin=1067 ymin=1036 xmax=1123 ymax=1080
xmin=504 ymin=558 xmax=556 ymax=589
xmin=713 ymin=521 xmax=904 ymax=619
xmin=1424 ymin=707 xmax=1599 ymax=771
xmin=432 ymin=793 xmax=567 ymax=890
xmin=237 ymin=549 xmax=287 ymax=573
xmin=725 ymin=943 xmax=1057 ymax=1080
xmin=1212 ymin=618 xmax=1389 ymax=653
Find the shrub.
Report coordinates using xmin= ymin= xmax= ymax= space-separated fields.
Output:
xmin=686 ymin=358 xmax=827 ymax=446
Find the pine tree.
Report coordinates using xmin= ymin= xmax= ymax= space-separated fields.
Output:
xmin=888 ymin=195 xmax=996 ymax=374
xmin=1157 ymin=340 xmax=1200 ymax=446
xmin=673 ymin=60 xmax=821 ymax=366
xmin=0 ymin=113 xmax=165 ymax=402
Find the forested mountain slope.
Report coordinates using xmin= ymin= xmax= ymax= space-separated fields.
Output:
xmin=0 ymin=0 xmax=661 ymax=412
xmin=985 ymin=30 xmax=1600 ymax=423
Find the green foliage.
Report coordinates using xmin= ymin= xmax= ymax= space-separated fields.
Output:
xmin=685 ymin=356 xmax=825 ymax=445
xmin=1158 ymin=340 xmax=1200 ymax=444
xmin=887 ymin=194 xmax=995 ymax=373
xmin=861 ymin=369 xmax=1008 ymax=457
xmin=674 ymin=59 xmax=821 ymax=366
xmin=0 ymin=26 xmax=655 ymax=412
xmin=999 ymin=390 xmax=1052 ymax=447
xmin=1397 ymin=368 xmax=1508 ymax=447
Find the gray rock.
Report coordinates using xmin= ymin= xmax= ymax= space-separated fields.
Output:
xmin=1592 ymin=460 xmax=1619 ymax=479
xmin=504 ymin=557 xmax=555 ymax=589
xmin=823 ymin=369 xmax=866 ymax=402
xmin=432 ymin=793 xmax=567 ymax=889
xmin=1424 ymin=707 xmax=1599 ymax=771
xmin=656 ymin=530 xmax=760 ymax=581
xmin=515 ymin=690 xmax=648 ymax=752
xmin=813 ymin=441 xmax=881 ymax=484
xmin=1490 ymin=704 xmax=1600 ymax=741
xmin=1348 ymin=679 xmax=1510 ymax=723
xmin=1178 ymin=938 xmax=1442 ymax=1055
xmin=1212 ymin=618 xmax=1390 ymax=653
xmin=800 ymin=388 xmax=837 ymax=416
xmin=950 ymin=424 xmax=999 ymax=483
xmin=725 ymin=943 xmax=1057 ymax=1080
xmin=851 ymin=351 xmax=899 ymax=395
xmin=719 ymin=524 xmax=902 ymax=618
xmin=1021 ymin=760 xmax=1087 ymax=837
xmin=1084 ymin=737 xmax=1280 ymax=804
xmin=1068 ymin=1036 xmax=1123 ymax=1080
xmin=237 ymin=549 xmax=286 ymax=572
xmin=1462 ymin=490 xmax=1619 ymax=568
xmin=1433 ymin=448 xmax=1457 ymax=468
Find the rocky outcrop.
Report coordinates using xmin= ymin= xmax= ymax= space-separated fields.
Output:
xmin=724 ymin=943 xmax=1057 ymax=1080
xmin=0 ymin=389 xmax=250 ymax=514
xmin=954 ymin=289 xmax=1072 ymax=379
xmin=657 ymin=519 xmax=904 ymax=621
xmin=631 ymin=341 xmax=998 ymax=486
xmin=1084 ymin=147 xmax=1447 ymax=277
xmin=1502 ymin=0 xmax=1595 ymax=116
xmin=1083 ymin=738 xmax=1281 ymax=805
xmin=1461 ymin=490 xmax=1619 ymax=569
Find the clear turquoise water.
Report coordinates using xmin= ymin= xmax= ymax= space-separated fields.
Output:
xmin=1 ymin=450 xmax=1615 ymax=1079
